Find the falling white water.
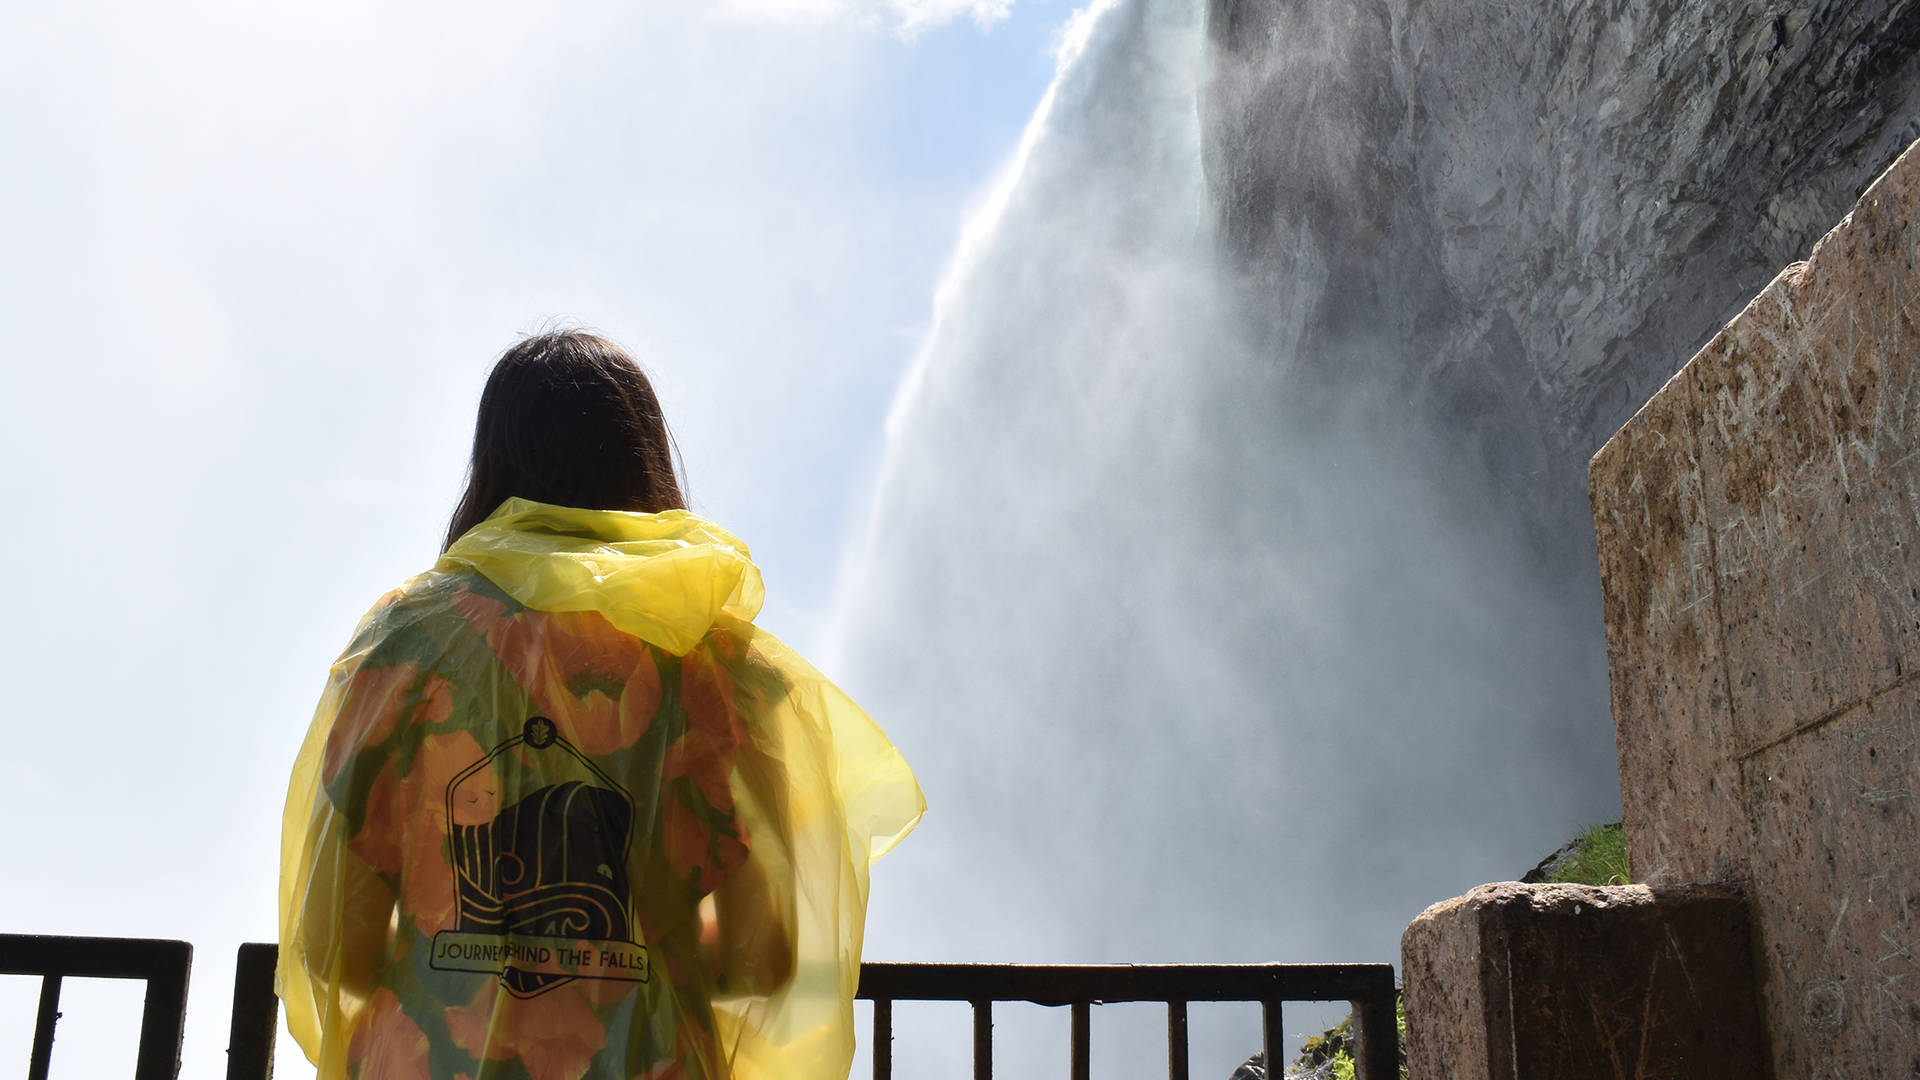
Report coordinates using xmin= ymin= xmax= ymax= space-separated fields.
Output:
xmin=834 ymin=0 xmax=1617 ymax=1072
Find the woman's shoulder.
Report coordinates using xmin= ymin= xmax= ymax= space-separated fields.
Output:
xmin=339 ymin=568 xmax=513 ymax=664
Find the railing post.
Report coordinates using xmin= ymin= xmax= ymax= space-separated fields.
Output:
xmin=1261 ymin=999 xmax=1281 ymax=1080
xmin=1166 ymin=999 xmax=1188 ymax=1080
xmin=1351 ymin=979 xmax=1399 ymax=1080
xmin=227 ymin=943 xmax=279 ymax=1080
xmin=28 ymin=974 xmax=61 ymax=1080
xmin=134 ymin=941 xmax=193 ymax=1080
xmin=872 ymin=997 xmax=892 ymax=1080
xmin=972 ymin=998 xmax=992 ymax=1080
xmin=1069 ymin=1000 xmax=1089 ymax=1080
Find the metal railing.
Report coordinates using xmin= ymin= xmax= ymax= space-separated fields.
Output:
xmin=856 ymin=962 xmax=1398 ymax=1080
xmin=227 ymin=944 xmax=278 ymax=1080
xmin=10 ymin=939 xmax=1400 ymax=1080
xmin=0 ymin=934 xmax=193 ymax=1080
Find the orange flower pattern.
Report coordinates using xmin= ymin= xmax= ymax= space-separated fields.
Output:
xmin=312 ymin=569 xmax=748 ymax=1080
xmin=345 ymin=990 xmax=430 ymax=1080
xmin=445 ymin=980 xmax=609 ymax=1080
xmin=323 ymin=663 xmax=419 ymax=785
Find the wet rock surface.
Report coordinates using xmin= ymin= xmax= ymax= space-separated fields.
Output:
xmin=1204 ymin=0 xmax=1920 ymax=548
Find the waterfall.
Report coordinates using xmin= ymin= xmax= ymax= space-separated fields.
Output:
xmin=835 ymin=0 xmax=1620 ymax=1001
xmin=848 ymin=0 xmax=1920 ymax=1068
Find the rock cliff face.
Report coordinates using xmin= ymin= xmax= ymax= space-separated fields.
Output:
xmin=1205 ymin=0 xmax=1920 ymax=535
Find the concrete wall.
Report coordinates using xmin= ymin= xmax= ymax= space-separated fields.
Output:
xmin=1590 ymin=139 xmax=1920 ymax=1078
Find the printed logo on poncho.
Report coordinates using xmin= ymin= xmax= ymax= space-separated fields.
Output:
xmin=429 ymin=716 xmax=650 ymax=997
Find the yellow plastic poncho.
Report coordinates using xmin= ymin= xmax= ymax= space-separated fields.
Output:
xmin=279 ymin=499 xmax=923 ymax=1080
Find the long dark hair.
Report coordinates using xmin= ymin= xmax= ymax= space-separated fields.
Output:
xmin=443 ymin=330 xmax=687 ymax=551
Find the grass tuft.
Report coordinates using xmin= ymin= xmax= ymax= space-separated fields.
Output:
xmin=1547 ymin=822 xmax=1630 ymax=886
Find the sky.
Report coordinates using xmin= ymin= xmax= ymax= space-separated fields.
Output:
xmin=0 ymin=2 xmax=1069 ymax=1074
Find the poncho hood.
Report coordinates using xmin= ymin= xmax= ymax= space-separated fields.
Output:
xmin=438 ymin=498 xmax=765 ymax=654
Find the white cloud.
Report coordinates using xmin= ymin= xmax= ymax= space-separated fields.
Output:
xmin=887 ymin=0 xmax=1016 ymax=33
xmin=715 ymin=0 xmax=853 ymax=23
xmin=717 ymin=0 xmax=1016 ymax=34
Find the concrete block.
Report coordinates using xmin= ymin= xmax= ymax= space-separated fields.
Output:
xmin=1590 ymin=360 xmax=1747 ymax=884
xmin=1588 ymin=138 xmax=1920 ymax=1077
xmin=1401 ymin=882 xmax=1767 ymax=1080
xmin=1687 ymin=258 xmax=1920 ymax=749
xmin=1739 ymin=680 xmax=1920 ymax=1077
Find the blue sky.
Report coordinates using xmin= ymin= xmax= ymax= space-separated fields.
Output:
xmin=0 ymin=3 xmax=1066 ymax=1073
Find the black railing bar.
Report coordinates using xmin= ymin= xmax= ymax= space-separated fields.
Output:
xmin=871 ymin=996 xmax=893 ymax=1080
xmin=199 ymin=947 xmax=1391 ymax=1009
xmin=1353 ymin=984 xmax=1398 ymax=1080
xmin=29 ymin=973 xmax=60 ymax=1080
xmin=2 ymin=934 xmax=194 ymax=1080
xmin=134 ymin=947 xmax=193 ymax=1080
xmin=1261 ymin=1000 xmax=1280 ymax=1080
xmin=1167 ymin=999 xmax=1188 ymax=1080
xmin=181 ymin=943 xmax=1402 ymax=1080
xmin=856 ymin=962 xmax=1394 ymax=1004
xmin=0 ymin=935 xmax=192 ymax=982
xmin=1069 ymin=1000 xmax=1089 ymax=1080
xmin=971 ymin=999 xmax=991 ymax=1080
xmin=227 ymin=943 xmax=279 ymax=1080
